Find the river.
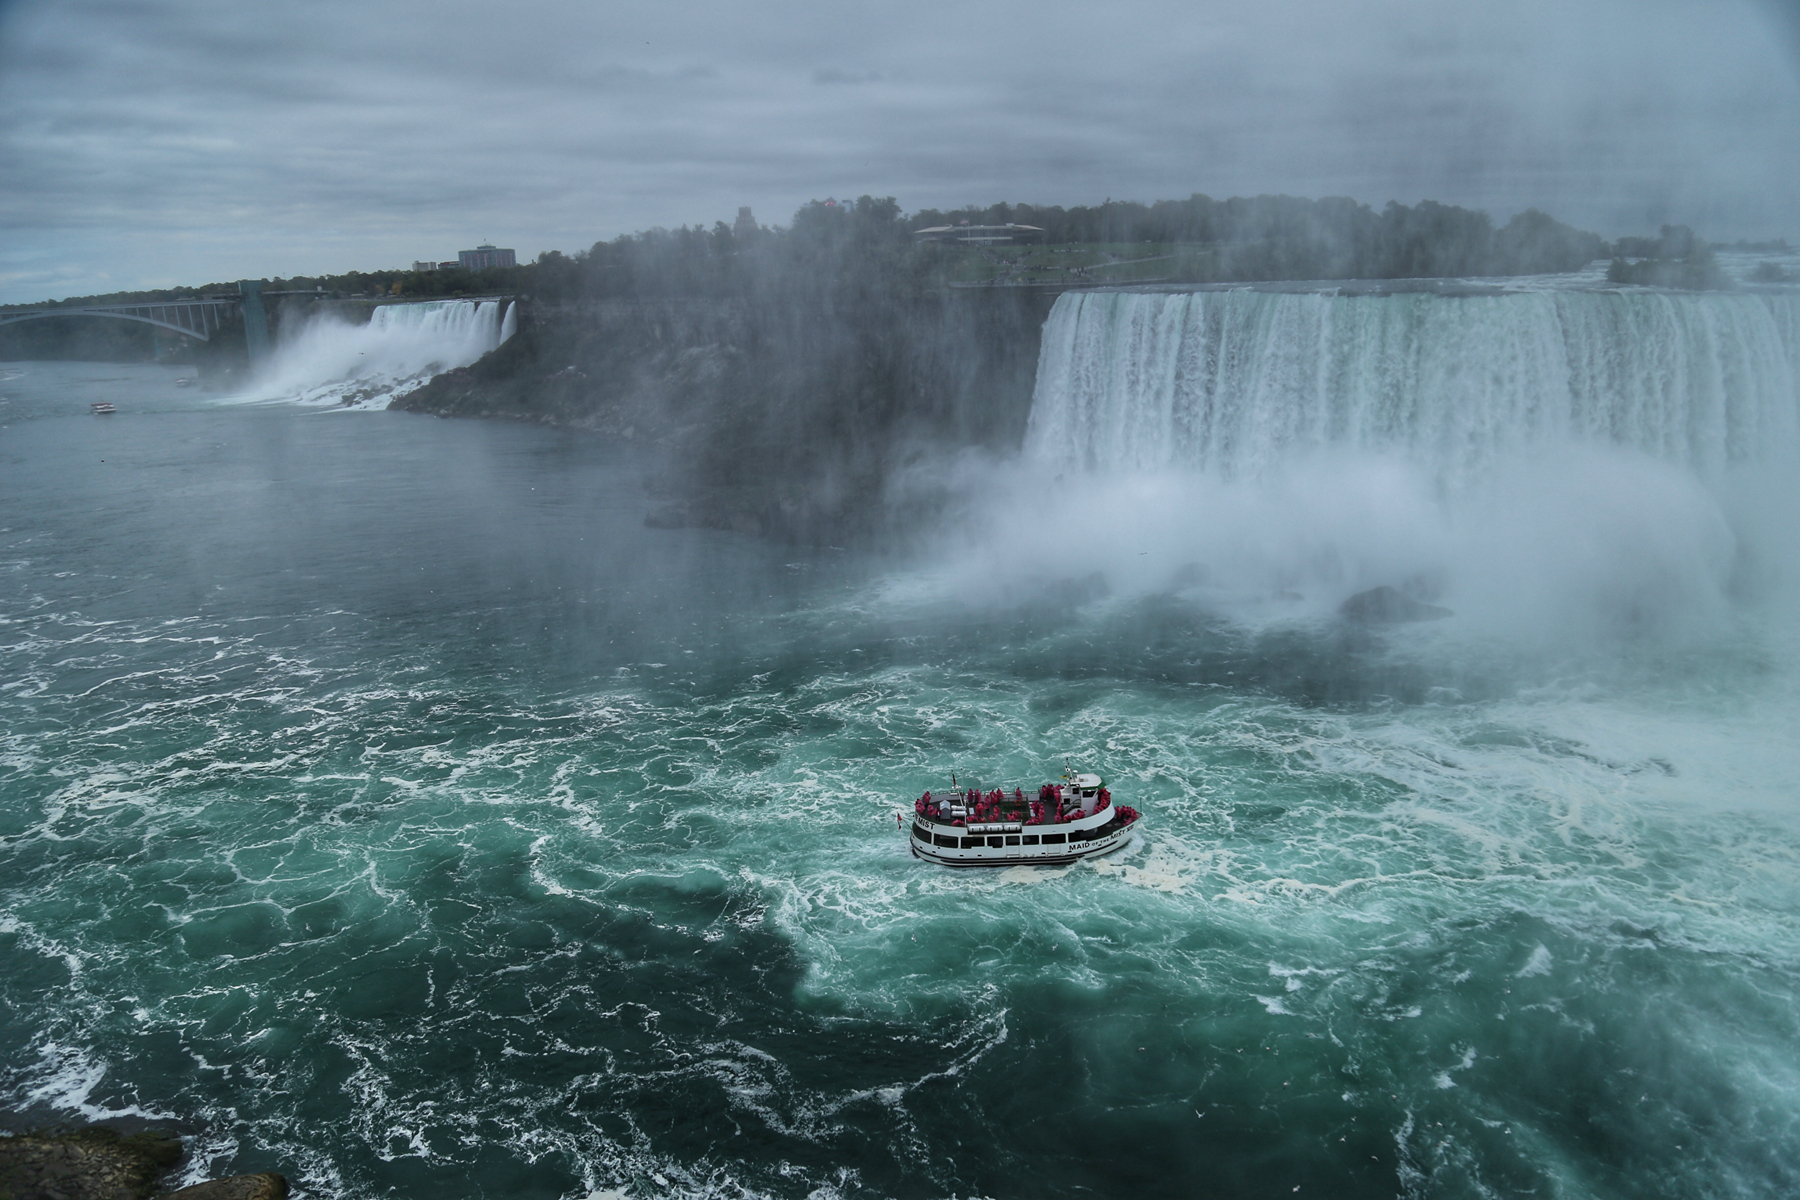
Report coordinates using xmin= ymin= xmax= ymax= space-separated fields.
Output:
xmin=3 ymin=277 xmax=1800 ymax=1199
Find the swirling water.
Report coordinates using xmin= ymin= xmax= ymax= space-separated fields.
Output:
xmin=2 ymin=341 xmax=1800 ymax=1200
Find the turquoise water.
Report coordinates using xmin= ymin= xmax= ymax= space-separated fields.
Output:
xmin=4 ymin=361 xmax=1800 ymax=1198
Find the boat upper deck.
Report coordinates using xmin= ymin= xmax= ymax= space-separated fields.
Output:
xmin=911 ymin=774 xmax=1138 ymax=833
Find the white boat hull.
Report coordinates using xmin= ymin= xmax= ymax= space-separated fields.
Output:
xmin=908 ymin=816 xmax=1134 ymax=868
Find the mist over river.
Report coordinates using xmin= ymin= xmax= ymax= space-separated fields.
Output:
xmin=4 ymin=278 xmax=1800 ymax=1200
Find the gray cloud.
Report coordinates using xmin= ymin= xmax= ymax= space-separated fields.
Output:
xmin=1 ymin=0 xmax=1797 ymax=302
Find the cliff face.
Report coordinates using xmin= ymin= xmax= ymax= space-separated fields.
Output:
xmin=392 ymin=290 xmax=1049 ymax=541
xmin=393 ymin=299 xmax=747 ymax=434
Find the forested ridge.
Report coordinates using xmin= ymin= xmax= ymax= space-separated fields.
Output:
xmin=7 ymin=192 xmax=1610 ymax=316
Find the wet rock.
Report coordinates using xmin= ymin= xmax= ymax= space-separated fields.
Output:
xmin=158 ymin=1173 xmax=288 ymax=1200
xmin=1339 ymin=585 xmax=1453 ymax=624
xmin=0 ymin=1128 xmax=182 ymax=1200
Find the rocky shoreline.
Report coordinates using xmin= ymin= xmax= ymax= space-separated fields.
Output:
xmin=0 ymin=1125 xmax=287 ymax=1200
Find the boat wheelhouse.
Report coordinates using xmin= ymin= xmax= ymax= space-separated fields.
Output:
xmin=908 ymin=771 xmax=1140 ymax=867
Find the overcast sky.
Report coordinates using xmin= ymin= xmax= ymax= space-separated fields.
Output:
xmin=2 ymin=0 xmax=1797 ymax=303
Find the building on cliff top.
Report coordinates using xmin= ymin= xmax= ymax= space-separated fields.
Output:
xmin=914 ymin=223 xmax=1046 ymax=245
xmin=458 ymin=244 xmax=517 ymax=270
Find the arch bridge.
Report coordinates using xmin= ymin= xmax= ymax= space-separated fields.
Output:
xmin=0 ymin=297 xmax=240 ymax=341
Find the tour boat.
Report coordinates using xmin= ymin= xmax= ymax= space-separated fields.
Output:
xmin=908 ymin=771 xmax=1140 ymax=867
xmin=90 ymin=402 xmax=116 ymax=414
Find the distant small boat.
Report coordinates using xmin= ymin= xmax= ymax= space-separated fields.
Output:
xmin=173 ymin=377 xmax=195 ymax=387
xmin=90 ymin=402 xmax=116 ymax=414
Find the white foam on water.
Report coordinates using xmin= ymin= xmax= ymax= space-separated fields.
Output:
xmin=1515 ymin=945 xmax=1555 ymax=977
xmin=18 ymin=1040 xmax=178 ymax=1124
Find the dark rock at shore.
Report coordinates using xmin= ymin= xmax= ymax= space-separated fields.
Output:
xmin=0 ymin=1127 xmax=182 ymax=1200
xmin=159 ymin=1173 xmax=288 ymax=1200
xmin=0 ymin=1126 xmax=289 ymax=1200
xmin=1339 ymin=585 xmax=1454 ymax=624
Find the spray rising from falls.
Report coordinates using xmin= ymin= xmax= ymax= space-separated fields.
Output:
xmin=245 ymin=298 xmax=515 ymax=408
xmin=960 ymin=288 xmax=1800 ymax=641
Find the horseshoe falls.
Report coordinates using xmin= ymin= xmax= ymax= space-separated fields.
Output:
xmin=1026 ymin=288 xmax=1800 ymax=479
xmin=1003 ymin=288 xmax=1800 ymax=649
xmin=3 ymin=279 xmax=1800 ymax=1200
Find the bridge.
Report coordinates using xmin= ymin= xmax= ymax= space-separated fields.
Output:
xmin=0 ymin=280 xmax=288 ymax=361
xmin=0 ymin=296 xmax=241 ymax=341
xmin=1 ymin=283 xmax=510 ymax=364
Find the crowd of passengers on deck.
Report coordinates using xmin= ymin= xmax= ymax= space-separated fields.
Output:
xmin=914 ymin=784 xmax=1120 ymax=827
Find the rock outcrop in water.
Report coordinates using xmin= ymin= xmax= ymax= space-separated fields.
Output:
xmin=0 ymin=1127 xmax=288 ymax=1200
xmin=161 ymin=1174 xmax=289 ymax=1200
xmin=0 ymin=1127 xmax=182 ymax=1199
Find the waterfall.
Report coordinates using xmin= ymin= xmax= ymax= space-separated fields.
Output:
xmin=1025 ymin=289 xmax=1800 ymax=482
xmin=245 ymin=297 xmax=514 ymax=407
xmin=970 ymin=286 xmax=1800 ymax=632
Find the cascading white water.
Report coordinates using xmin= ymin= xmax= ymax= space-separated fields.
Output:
xmin=244 ymin=297 xmax=515 ymax=408
xmin=1025 ymin=289 xmax=1800 ymax=481
xmin=949 ymin=286 xmax=1800 ymax=639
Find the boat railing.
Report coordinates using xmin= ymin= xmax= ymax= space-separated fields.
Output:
xmin=914 ymin=806 xmax=1109 ymax=831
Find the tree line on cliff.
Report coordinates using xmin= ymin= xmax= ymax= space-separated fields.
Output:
xmin=919 ymin=195 xmax=1606 ymax=278
xmin=8 ymin=191 xmax=1610 ymax=321
xmin=520 ymin=193 xmax=1607 ymax=300
xmin=1605 ymin=224 xmax=1733 ymax=289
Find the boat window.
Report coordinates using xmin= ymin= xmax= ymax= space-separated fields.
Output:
xmin=913 ymin=825 xmax=932 ymax=840
xmin=962 ymin=837 xmax=984 ymax=849
xmin=1041 ymin=833 xmax=1067 ymax=845
xmin=1005 ymin=835 xmax=1021 ymax=846
xmin=934 ymin=833 xmax=959 ymax=848
xmin=1022 ymin=835 xmax=1040 ymax=846
xmin=987 ymin=836 xmax=1005 ymax=848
